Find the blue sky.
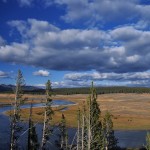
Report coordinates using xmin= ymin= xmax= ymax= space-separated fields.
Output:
xmin=0 ymin=0 xmax=150 ymax=88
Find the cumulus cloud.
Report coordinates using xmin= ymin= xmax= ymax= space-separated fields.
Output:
xmin=63 ymin=71 xmax=150 ymax=87
xmin=51 ymin=79 xmax=148 ymax=88
xmin=51 ymin=0 xmax=150 ymax=27
xmin=33 ymin=70 xmax=50 ymax=77
xmin=34 ymin=81 xmax=91 ymax=88
xmin=34 ymin=70 xmax=150 ymax=88
xmin=5 ymin=0 xmax=150 ymax=28
xmin=52 ymin=80 xmax=93 ymax=88
xmin=0 ymin=19 xmax=150 ymax=73
xmin=6 ymin=0 xmax=150 ymax=28
xmin=65 ymin=71 xmax=150 ymax=81
xmin=1 ymin=1 xmax=150 ymax=87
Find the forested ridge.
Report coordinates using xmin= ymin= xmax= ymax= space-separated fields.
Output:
xmin=1 ymin=85 xmax=150 ymax=95
xmin=53 ymin=86 xmax=150 ymax=95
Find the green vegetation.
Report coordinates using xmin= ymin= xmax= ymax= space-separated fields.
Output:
xmin=58 ymin=114 xmax=68 ymax=149
xmin=145 ymin=132 xmax=150 ymax=150
xmin=28 ymin=102 xmax=39 ymax=150
xmin=53 ymin=86 xmax=150 ymax=95
xmin=2 ymin=85 xmax=150 ymax=95
xmin=103 ymin=111 xmax=117 ymax=150
xmin=73 ymin=82 xmax=118 ymax=150
xmin=10 ymin=69 xmax=25 ymax=150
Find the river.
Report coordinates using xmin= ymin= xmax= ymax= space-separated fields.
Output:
xmin=0 ymin=100 xmax=148 ymax=149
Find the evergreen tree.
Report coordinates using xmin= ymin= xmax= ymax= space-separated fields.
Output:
xmin=59 ymin=113 xmax=68 ymax=150
xmin=41 ymin=80 xmax=54 ymax=150
xmin=28 ymin=101 xmax=39 ymax=150
xmin=145 ymin=132 xmax=150 ymax=150
xmin=103 ymin=111 xmax=117 ymax=150
xmin=86 ymin=82 xmax=103 ymax=150
xmin=10 ymin=69 xmax=25 ymax=150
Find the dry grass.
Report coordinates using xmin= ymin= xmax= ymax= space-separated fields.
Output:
xmin=2 ymin=93 xmax=150 ymax=130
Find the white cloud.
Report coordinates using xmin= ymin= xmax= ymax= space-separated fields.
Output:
xmin=52 ymin=80 xmax=93 ymax=88
xmin=1 ymin=19 xmax=150 ymax=73
xmin=33 ymin=71 xmax=150 ymax=88
xmin=126 ymin=55 xmax=140 ymax=63
xmin=34 ymin=81 xmax=90 ymax=88
xmin=8 ymin=0 xmax=150 ymax=29
xmin=111 ymin=26 xmax=141 ymax=42
xmin=51 ymin=0 xmax=150 ymax=28
xmin=33 ymin=70 xmax=50 ymax=77
xmin=64 ymin=71 xmax=150 ymax=81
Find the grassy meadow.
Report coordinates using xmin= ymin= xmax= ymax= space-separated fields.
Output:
xmin=1 ymin=93 xmax=150 ymax=130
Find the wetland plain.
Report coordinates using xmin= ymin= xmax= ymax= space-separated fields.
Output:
xmin=1 ymin=93 xmax=150 ymax=130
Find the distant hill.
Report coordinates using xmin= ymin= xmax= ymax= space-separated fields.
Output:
xmin=0 ymin=84 xmax=13 ymax=92
xmin=0 ymin=84 xmax=44 ymax=93
xmin=1 ymin=84 xmax=150 ymax=95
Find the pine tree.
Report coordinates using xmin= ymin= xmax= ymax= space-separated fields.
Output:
xmin=145 ymin=132 xmax=150 ymax=150
xmin=74 ymin=82 xmax=104 ymax=150
xmin=103 ymin=111 xmax=117 ymax=150
xmin=86 ymin=82 xmax=103 ymax=150
xmin=59 ymin=113 xmax=68 ymax=150
xmin=28 ymin=101 xmax=39 ymax=150
xmin=10 ymin=69 xmax=25 ymax=150
xmin=41 ymin=80 xmax=54 ymax=150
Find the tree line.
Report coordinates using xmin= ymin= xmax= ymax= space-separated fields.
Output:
xmin=22 ymin=86 xmax=150 ymax=95
xmin=2 ymin=85 xmax=150 ymax=95
xmin=8 ymin=70 xmax=150 ymax=150
xmin=52 ymin=87 xmax=150 ymax=95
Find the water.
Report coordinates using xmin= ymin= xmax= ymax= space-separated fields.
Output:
xmin=0 ymin=100 xmax=76 ymax=150
xmin=0 ymin=100 xmax=76 ymax=113
xmin=115 ymin=130 xmax=148 ymax=148
xmin=0 ymin=100 xmax=149 ymax=149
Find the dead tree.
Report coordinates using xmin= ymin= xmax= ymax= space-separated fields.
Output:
xmin=10 ymin=69 xmax=25 ymax=150
xmin=41 ymin=80 xmax=54 ymax=150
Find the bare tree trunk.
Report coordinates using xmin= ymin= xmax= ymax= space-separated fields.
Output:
xmin=77 ymin=109 xmax=80 ymax=150
xmin=10 ymin=121 xmax=16 ymax=150
xmin=28 ymin=102 xmax=33 ymax=150
xmin=87 ymin=95 xmax=91 ymax=150
xmin=60 ymin=136 xmax=64 ymax=149
xmin=81 ymin=114 xmax=85 ymax=150
xmin=10 ymin=77 xmax=20 ymax=150
xmin=41 ymin=80 xmax=54 ymax=150
xmin=41 ymin=111 xmax=47 ymax=149
xmin=87 ymin=118 xmax=91 ymax=150
xmin=65 ymin=134 xmax=68 ymax=150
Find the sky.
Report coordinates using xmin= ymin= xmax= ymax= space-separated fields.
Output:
xmin=0 ymin=0 xmax=150 ymax=88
